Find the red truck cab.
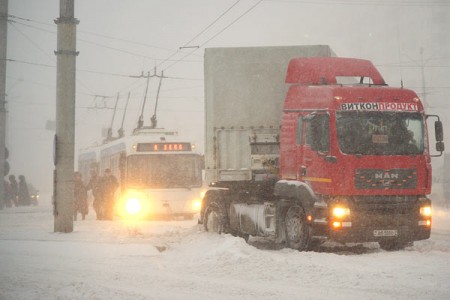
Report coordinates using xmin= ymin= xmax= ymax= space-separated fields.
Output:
xmin=279 ymin=57 xmax=442 ymax=250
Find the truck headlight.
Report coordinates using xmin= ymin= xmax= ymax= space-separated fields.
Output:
xmin=332 ymin=206 xmax=350 ymax=219
xmin=420 ymin=206 xmax=432 ymax=217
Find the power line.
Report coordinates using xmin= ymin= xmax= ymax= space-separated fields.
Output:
xmin=264 ymin=0 xmax=450 ymax=6
xmin=8 ymin=14 xmax=197 ymax=55
xmin=162 ymin=0 xmax=264 ymax=72
xmin=157 ymin=0 xmax=242 ymax=69
xmin=3 ymin=58 xmax=202 ymax=81
xmin=9 ymin=22 xmax=54 ymax=62
xmin=377 ymin=64 xmax=450 ymax=68
xmin=7 ymin=14 xmax=51 ymax=26
xmin=183 ymin=0 xmax=242 ymax=48
xmin=78 ymin=38 xmax=202 ymax=63
xmin=11 ymin=19 xmax=203 ymax=64
xmin=9 ymin=15 xmax=204 ymax=61
xmin=3 ymin=58 xmax=54 ymax=68
xmin=200 ymin=0 xmax=264 ymax=47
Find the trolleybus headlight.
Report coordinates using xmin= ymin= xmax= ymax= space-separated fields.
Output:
xmin=332 ymin=206 xmax=350 ymax=219
xmin=420 ymin=206 xmax=432 ymax=217
xmin=118 ymin=190 xmax=149 ymax=219
xmin=126 ymin=198 xmax=142 ymax=215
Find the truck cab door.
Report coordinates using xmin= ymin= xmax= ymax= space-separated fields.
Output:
xmin=295 ymin=115 xmax=305 ymax=180
xmin=300 ymin=113 xmax=333 ymax=192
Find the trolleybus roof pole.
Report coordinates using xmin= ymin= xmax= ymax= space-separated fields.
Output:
xmin=151 ymin=71 xmax=164 ymax=129
xmin=107 ymin=93 xmax=120 ymax=141
xmin=118 ymin=92 xmax=130 ymax=138
xmin=137 ymin=71 xmax=151 ymax=129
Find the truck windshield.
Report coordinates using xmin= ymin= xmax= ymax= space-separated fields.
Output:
xmin=336 ymin=111 xmax=425 ymax=155
xmin=126 ymin=154 xmax=202 ymax=188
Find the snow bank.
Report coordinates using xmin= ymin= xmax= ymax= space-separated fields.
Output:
xmin=1 ymin=197 xmax=450 ymax=299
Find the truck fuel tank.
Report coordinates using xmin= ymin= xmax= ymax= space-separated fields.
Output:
xmin=229 ymin=202 xmax=276 ymax=236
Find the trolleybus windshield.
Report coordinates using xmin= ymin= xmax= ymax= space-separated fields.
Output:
xmin=126 ymin=154 xmax=202 ymax=188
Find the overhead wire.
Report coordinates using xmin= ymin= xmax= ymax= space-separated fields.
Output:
xmin=9 ymin=15 xmax=203 ymax=64
xmin=183 ymin=0 xmax=242 ymax=48
xmin=8 ymin=14 xmax=203 ymax=107
xmin=263 ymin=0 xmax=450 ymax=6
xmin=9 ymin=22 xmax=55 ymax=62
xmin=10 ymin=14 xmax=206 ymax=58
xmin=156 ymin=0 xmax=242 ymax=69
xmin=162 ymin=0 xmax=264 ymax=72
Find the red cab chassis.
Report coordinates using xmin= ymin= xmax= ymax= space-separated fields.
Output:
xmin=200 ymin=50 xmax=443 ymax=251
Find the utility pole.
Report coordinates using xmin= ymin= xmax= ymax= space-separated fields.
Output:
xmin=0 ymin=0 xmax=8 ymax=210
xmin=54 ymin=0 xmax=78 ymax=232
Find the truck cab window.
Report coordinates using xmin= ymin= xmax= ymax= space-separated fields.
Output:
xmin=306 ymin=114 xmax=329 ymax=152
xmin=336 ymin=111 xmax=424 ymax=155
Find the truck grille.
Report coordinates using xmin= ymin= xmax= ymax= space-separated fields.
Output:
xmin=355 ymin=169 xmax=417 ymax=190
xmin=352 ymin=195 xmax=417 ymax=215
xmin=350 ymin=196 xmax=418 ymax=227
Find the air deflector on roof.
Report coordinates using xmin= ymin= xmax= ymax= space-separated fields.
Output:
xmin=285 ymin=57 xmax=386 ymax=85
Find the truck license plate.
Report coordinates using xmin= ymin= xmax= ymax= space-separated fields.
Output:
xmin=373 ymin=230 xmax=398 ymax=237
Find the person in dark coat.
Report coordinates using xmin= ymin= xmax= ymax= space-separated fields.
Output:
xmin=3 ymin=180 xmax=12 ymax=208
xmin=86 ymin=169 xmax=103 ymax=220
xmin=73 ymin=172 xmax=88 ymax=221
xmin=18 ymin=175 xmax=31 ymax=206
xmin=8 ymin=175 xmax=18 ymax=207
xmin=101 ymin=168 xmax=118 ymax=220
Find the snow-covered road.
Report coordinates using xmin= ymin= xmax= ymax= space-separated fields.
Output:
xmin=1 ymin=197 xmax=450 ymax=300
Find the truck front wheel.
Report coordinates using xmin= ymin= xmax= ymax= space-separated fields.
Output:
xmin=285 ymin=205 xmax=311 ymax=251
xmin=204 ymin=205 xmax=224 ymax=234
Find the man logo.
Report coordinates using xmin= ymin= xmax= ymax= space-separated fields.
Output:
xmin=375 ymin=171 xmax=399 ymax=187
xmin=375 ymin=172 xmax=399 ymax=180
xmin=355 ymin=169 xmax=416 ymax=190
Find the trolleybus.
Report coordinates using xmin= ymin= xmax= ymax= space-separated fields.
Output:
xmin=78 ymin=128 xmax=204 ymax=220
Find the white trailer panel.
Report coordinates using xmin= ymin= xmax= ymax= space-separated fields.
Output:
xmin=204 ymin=45 xmax=335 ymax=183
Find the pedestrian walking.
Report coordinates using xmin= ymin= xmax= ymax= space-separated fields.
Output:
xmin=3 ymin=179 xmax=12 ymax=208
xmin=86 ymin=169 xmax=103 ymax=220
xmin=18 ymin=175 xmax=31 ymax=206
xmin=73 ymin=172 xmax=88 ymax=221
xmin=9 ymin=175 xmax=18 ymax=207
xmin=101 ymin=168 xmax=118 ymax=220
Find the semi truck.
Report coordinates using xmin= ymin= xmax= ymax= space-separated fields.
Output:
xmin=199 ymin=45 xmax=444 ymax=251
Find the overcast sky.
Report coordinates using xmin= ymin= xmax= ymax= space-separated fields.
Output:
xmin=5 ymin=0 xmax=450 ymax=193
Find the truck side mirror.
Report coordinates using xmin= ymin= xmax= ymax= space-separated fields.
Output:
xmin=436 ymin=141 xmax=445 ymax=152
xmin=427 ymin=115 xmax=444 ymax=157
xmin=435 ymin=120 xmax=443 ymax=142
xmin=434 ymin=120 xmax=444 ymax=155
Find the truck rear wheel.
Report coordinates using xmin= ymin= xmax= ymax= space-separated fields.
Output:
xmin=204 ymin=204 xmax=224 ymax=234
xmin=285 ymin=205 xmax=311 ymax=251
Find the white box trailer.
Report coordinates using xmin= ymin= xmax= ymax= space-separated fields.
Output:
xmin=204 ymin=45 xmax=335 ymax=184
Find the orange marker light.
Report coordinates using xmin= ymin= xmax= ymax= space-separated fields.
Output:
xmin=332 ymin=221 xmax=341 ymax=229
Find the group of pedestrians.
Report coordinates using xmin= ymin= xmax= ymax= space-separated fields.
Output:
xmin=73 ymin=168 xmax=118 ymax=221
xmin=2 ymin=174 xmax=31 ymax=208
